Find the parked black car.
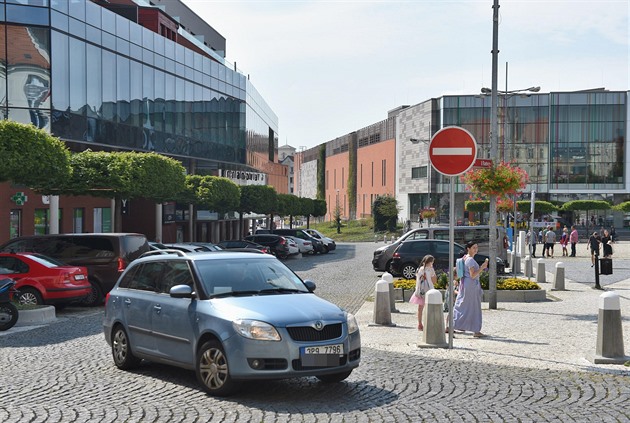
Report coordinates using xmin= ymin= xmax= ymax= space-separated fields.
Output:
xmin=217 ymin=240 xmax=271 ymax=254
xmin=389 ymin=239 xmax=505 ymax=279
xmin=0 ymin=233 xmax=149 ymax=306
xmin=256 ymin=229 xmax=327 ymax=253
xmin=244 ymin=234 xmax=291 ymax=259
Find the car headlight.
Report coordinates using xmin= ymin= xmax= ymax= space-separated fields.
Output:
xmin=233 ymin=319 xmax=281 ymax=341
xmin=346 ymin=313 xmax=359 ymax=334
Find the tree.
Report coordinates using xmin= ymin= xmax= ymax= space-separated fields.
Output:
xmin=562 ymin=200 xmax=611 ymax=229
xmin=59 ymin=151 xmax=186 ymax=231
xmin=373 ymin=195 xmax=399 ymax=232
xmin=0 ymin=120 xmax=71 ymax=191
xmin=239 ymin=185 xmax=278 ymax=231
xmin=197 ymin=176 xmax=240 ymax=214
xmin=298 ymin=197 xmax=315 ymax=228
xmin=277 ymin=193 xmax=301 ymax=228
xmin=310 ymin=199 xmax=327 ymax=228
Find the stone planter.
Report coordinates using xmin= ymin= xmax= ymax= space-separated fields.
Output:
xmin=16 ymin=306 xmax=56 ymax=327
xmin=394 ymin=288 xmax=547 ymax=303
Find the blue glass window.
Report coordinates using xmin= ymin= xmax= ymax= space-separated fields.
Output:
xmin=6 ymin=4 xmax=49 ymax=25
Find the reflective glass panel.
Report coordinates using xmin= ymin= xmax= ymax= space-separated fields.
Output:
xmin=6 ymin=4 xmax=49 ymax=25
xmin=86 ymin=44 xmax=101 ymax=118
xmin=8 ymin=26 xmax=50 ymax=109
xmin=0 ymin=25 xmax=5 ymax=108
xmin=69 ymin=37 xmax=86 ymax=114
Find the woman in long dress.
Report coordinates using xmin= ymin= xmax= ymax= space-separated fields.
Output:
xmin=452 ymin=241 xmax=488 ymax=337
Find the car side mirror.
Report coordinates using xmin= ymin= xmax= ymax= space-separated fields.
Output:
xmin=170 ymin=284 xmax=195 ymax=298
xmin=303 ymin=280 xmax=316 ymax=292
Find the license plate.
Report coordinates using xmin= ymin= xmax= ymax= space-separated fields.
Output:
xmin=301 ymin=344 xmax=344 ymax=355
xmin=74 ymin=274 xmax=86 ymax=280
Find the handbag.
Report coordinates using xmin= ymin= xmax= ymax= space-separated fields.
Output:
xmin=415 ymin=272 xmax=430 ymax=297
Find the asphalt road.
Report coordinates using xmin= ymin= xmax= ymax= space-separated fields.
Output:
xmin=0 ymin=242 xmax=628 ymax=422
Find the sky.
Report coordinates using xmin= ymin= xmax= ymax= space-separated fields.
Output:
xmin=181 ymin=0 xmax=629 ymax=150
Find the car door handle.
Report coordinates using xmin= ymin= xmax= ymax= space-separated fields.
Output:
xmin=154 ymin=304 xmax=161 ymax=314
xmin=124 ymin=298 xmax=131 ymax=305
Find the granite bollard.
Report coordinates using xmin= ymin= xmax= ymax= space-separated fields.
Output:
xmin=372 ymin=279 xmax=394 ymax=326
xmin=524 ymin=255 xmax=533 ymax=278
xmin=552 ymin=262 xmax=565 ymax=291
xmin=418 ymin=289 xmax=447 ymax=348
xmin=536 ymin=258 xmax=546 ymax=284
xmin=381 ymin=272 xmax=398 ymax=313
xmin=590 ymin=291 xmax=629 ymax=364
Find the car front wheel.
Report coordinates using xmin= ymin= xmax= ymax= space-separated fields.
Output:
xmin=196 ymin=340 xmax=240 ymax=396
xmin=401 ymin=263 xmax=417 ymax=280
xmin=111 ymin=325 xmax=141 ymax=370
xmin=316 ymin=370 xmax=353 ymax=383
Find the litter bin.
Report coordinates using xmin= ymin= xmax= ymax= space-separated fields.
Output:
xmin=600 ymin=258 xmax=613 ymax=275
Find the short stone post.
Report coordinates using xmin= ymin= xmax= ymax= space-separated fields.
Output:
xmin=507 ymin=250 xmax=514 ymax=270
xmin=383 ymin=234 xmax=387 ymax=243
xmin=552 ymin=262 xmax=565 ymax=291
xmin=381 ymin=272 xmax=398 ymax=313
xmin=372 ymin=279 xmax=395 ymax=326
xmin=590 ymin=292 xmax=629 ymax=364
xmin=536 ymin=258 xmax=546 ymax=284
xmin=524 ymin=255 xmax=533 ymax=278
xmin=418 ymin=289 xmax=447 ymax=348
xmin=391 ymin=235 xmax=395 ymax=243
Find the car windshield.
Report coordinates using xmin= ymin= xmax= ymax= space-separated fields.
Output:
xmin=195 ymin=257 xmax=310 ymax=297
xmin=23 ymin=253 xmax=67 ymax=268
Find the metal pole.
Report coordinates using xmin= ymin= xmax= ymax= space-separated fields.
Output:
xmin=448 ymin=176 xmax=455 ymax=348
xmin=488 ymin=0 xmax=500 ymax=309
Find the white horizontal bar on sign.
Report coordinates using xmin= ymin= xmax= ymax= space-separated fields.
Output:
xmin=432 ymin=147 xmax=473 ymax=155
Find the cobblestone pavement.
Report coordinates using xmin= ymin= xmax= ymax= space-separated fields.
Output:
xmin=0 ymin=242 xmax=629 ymax=422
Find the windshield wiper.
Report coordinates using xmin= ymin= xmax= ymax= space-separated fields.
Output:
xmin=209 ymin=290 xmax=261 ymax=298
xmin=258 ymin=288 xmax=304 ymax=295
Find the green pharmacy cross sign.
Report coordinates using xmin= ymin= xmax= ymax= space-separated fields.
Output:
xmin=11 ymin=192 xmax=27 ymax=206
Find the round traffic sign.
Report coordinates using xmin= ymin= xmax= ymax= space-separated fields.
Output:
xmin=429 ymin=126 xmax=478 ymax=176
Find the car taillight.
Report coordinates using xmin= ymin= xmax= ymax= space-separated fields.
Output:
xmin=305 ymin=242 xmax=312 ymax=246
xmin=392 ymin=252 xmax=400 ymax=258
xmin=104 ymin=292 xmax=110 ymax=307
xmin=60 ymin=271 xmax=71 ymax=283
xmin=117 ymin=257 xmax=126 ymax=272
xmin=279 ymin=238 xmax=286 ymax=245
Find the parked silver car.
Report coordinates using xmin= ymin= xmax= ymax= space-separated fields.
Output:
xmin=103 ymin=250 xmax=361 ymax=396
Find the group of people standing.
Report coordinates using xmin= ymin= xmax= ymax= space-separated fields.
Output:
xmin=528 ymin=225 xmax=582 ymax=258
xmin=410 ymin=240 xmax=487 ymax=338
xmin=588 ymin=229 xmax=614 ymax=267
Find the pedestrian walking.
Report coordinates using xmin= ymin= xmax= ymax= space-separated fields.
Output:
xmin=451 ymin=241 xmax=488 ymax=338
xmin=602 ymin=229 xmax=613 ymax=258
xmin=545 ymin=226 xmax=556 ymax=258
xmin=588 ymin=232 xmax=601 ymax=267
xmin=569 ymin=225 xmax=579 ymax=257
xmin=409 ymin=255 xmax=436 ymax=331
xmin=560 ymin=227 xmax=569 ymax=257
xmin=527 ymin=228 xmax=537 ymax=258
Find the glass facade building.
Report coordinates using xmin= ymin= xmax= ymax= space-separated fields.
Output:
xmin=441 ymin=91 xmax=627 ymax=195
xmin=0 ymin=0 xmax=278 ymax=174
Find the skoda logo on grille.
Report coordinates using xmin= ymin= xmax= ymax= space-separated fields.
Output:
xmin=314 ymin=321 xmax=324 ymax=331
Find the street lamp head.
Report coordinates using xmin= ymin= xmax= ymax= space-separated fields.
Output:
xmin=529 ymin=86 xmax=541 ymax=93
xmin=480 ymin=87 xmax=492 ymax=94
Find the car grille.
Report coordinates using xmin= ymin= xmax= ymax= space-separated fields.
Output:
xmin=286 ymin=323 xmax=342 ymax=342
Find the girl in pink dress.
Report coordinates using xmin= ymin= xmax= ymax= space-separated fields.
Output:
xmin=409 ymin=255 xmax=437 ymax=330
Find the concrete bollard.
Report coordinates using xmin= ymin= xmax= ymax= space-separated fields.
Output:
xmin=383 ymin=234 xmax=387 ymax=243
xmin=372 ymin=279 xmax=395 ymax=326
xmin=590 ymin=292 xmax=629 ymax=364
xmin=391 ymin=235 xmax=395 ymax=243
xmin=514 ymin=252 xmax=521 ymax=274
xmin=507 ymin=250 xmax=514 ymax=270
xmin=524 ymin=255 xmax=533 ymax=278
xmin=418 ymin=289 xmax=447 ymax=348
xmin=552 ymin=262 xmax=565 ymax=291
xmin=381 ymin=272 xmax=398 ymax=313
xmin=536 ymin=258 xmax=546 ymax=284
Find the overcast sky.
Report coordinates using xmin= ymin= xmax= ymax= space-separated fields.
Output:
xmin=182 ymin=0 xmax=629 ymax=150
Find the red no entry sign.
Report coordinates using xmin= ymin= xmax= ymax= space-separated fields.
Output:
xmin=429 ymin=126 xmax=478 ymax=176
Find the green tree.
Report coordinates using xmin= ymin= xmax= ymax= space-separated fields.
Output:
xmin=299 ymin=197 xmax=315 ymax=228
xmin=197 ymin=176 xmax=240 ymax=214
xmin=277 ymin=193 xmax=301 ymax=228
xmin=310 ymin=199 xmax=327 ymax=228
xmin=60 ymin=151 xmax=186 ymax=231
xmin=239 ymin=185 xmax=278 ymax=231
xmin=373 ymin=195 xmax=399 ymax=232
xmin=0 ymin=120 xmax=71 ymax=191
xmin=562 ymin=200 xmax=611 ymax=230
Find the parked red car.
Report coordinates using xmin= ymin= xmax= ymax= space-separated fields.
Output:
xmin=0 ymin=252 xmax=91 ymax=306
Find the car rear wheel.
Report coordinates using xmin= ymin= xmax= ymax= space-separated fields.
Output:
xmin=111 ymin=325 xmax=141 ymax=370
xmin=321 ymin=245 xmax=329 ymax=254
xmin=316 ymin=370 xmax=353 ymax=383
xmin=80 ymin=282 xmax=103 ymax=307
xmin=17 ymin=287 xmax=43 ymax=306
xmin=401 ymin=263 xmax=418 ymax=280
xmin=196 ymin=340 xmax=239 ymax=396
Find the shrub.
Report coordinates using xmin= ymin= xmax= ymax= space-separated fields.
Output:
xmin=394 ymin=273 xmax=539 ymax=291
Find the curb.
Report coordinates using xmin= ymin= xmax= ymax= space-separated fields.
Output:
xmin=16 ymin=306 xmax=57 ymax=327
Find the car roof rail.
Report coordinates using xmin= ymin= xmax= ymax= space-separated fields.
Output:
xmin=140 ymin=249 xmax=188 ymax=258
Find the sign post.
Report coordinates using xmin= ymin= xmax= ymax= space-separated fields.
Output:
xmin=429 ymin=126 xmax=478 ymax=349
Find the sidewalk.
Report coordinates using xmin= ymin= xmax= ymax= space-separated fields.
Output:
xmin=356 ymin=243 xmax=630 ymax=375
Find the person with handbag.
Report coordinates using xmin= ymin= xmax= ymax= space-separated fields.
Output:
xmin=451 ymin=241 xmax=488 ymax=338
xmin=409 ymin=254 xmax=436 ymax=331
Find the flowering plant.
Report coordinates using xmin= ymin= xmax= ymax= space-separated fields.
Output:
xmin=420 ymin=208 xmax=437 ymax=219
xmin=496 ymin=197 xmax=514 ymax=213
xmin=460 ymin=161 xmax=528 ymax=198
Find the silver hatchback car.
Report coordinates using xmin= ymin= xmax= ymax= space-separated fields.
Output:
xmin=103 ymin=250 xmax=361 ymax=396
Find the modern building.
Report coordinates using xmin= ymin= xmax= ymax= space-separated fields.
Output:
xmin=0 ymin=0 xmax=283 ymax=243
xmin=296 ymin=89 xmax=629 ymax=227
